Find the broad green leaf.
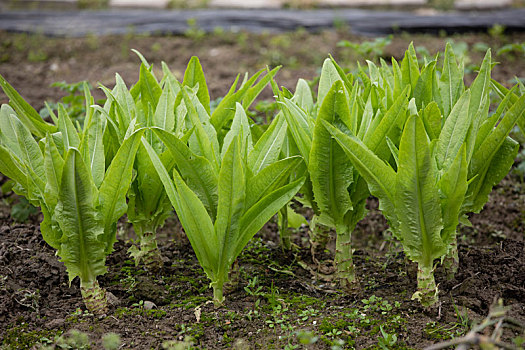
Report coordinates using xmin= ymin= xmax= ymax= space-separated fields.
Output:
xmin=139 ymin=63 xmax=162 ymax=110
xmin=473 ymin=86 xmax=517 ymax=153
xmin=81 ymin=112 xmax=106 ymax=188
xmin=401 ymin=43 xmax=420 ymax=96
xmin=1 ymin=111 xmax=46 ymax=193
xmin=172 ymin=169 xmax=219 ymax=280
xmin=0 ymin=104 xmax=24 ymax=158
xmin=363 ymin=86 xmax=410 ymax=159
xmin=43 ymin=135 xmax=64 ymax=210
xmin=99 ymin=85 xmax=131 ymax=137
xmin=182 ymin=87 xmax=219 ymax=169
xmin=215 ymin=137 xmax=246 ymax=278
xmin=210 ymin=68 xmax=265 ymax=136
xmin=470 ymin=93 xmax=525 ymax=176
xmin=58 ymin=104 xmax=80 ymax=151
xmin=436 ymin=89 xmax=471 ymax=170
xmin=310 ymin=80 xmax=353 ymax=224
xmin=439 ymin=43 xmax=464 ymax=118
xmin=318 ymin=58 xmax=342 ymax=104
xmin=246 ymin=154 xmax=303 ymax=209
xmin=329 ymin=55 xmax=354 ymax=94
xmin=153 ymin=83 xmax=176 ymax=132
xmin=286 ymin=204 xmax=308 ymax=228
xmin=161 ymin=62 xmax=181 ymax=95
xmin=221 ymin=103 xmax=253 ymax=160
xmin=465 ymin=137 xmax=518 ymax=214
xmin=152 ymin=127 xmax=218 ymax=219
xmin=0 ymin=144 xmax=27 ymax=191
xmin=248 ymin=113 xmax=287 ymax=175
xmin=414 ymin=61 xmax=436 ymax=109
xmin=55 ymin=148 xmax=106 ymax=284
xmin=183 ymin=56 xmax=211 ymax=114
xmin=234 ymin=176 xmax=305 ymax=263
xmin=465 ymin=50 xmax=492 ymax=162
xmin=438 ymin=145 xmax=467 ymax=244
xmin=392 ymin=57 xmax=403 ymax=100
xmin=293 ymin=79 xmax=314 ymax=114
xmin=490 ymin=79 xmax=525 ymax=137
xmin=0 ymin=73 xmax=56 ymax=138
xmin=421 ymin=102 xmax=442 ymax=141
xmin=395 ymin=115 xmax=444 ymax=265
xmin=280 ymin=98 xmax=313 ymax=164
xmin=128 ymin=144 xmax=170 ymax=226
xmin=321 ymin=120 xmax=397 ymax=226
xmin=114 ymin=73 xmax=136 ymax=124
xmin=98 ymin=129 xmax=144 ymax=253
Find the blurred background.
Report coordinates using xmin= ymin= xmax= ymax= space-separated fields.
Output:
xmin=0 ymin=0 xmax=524 ymax=110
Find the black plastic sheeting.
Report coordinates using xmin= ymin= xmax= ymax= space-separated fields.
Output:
xmin=0 ymin=8 xmax=524 ymax=37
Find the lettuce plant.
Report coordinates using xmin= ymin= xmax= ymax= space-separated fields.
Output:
xmin=0 ymin=94 xmax=143 ymax=314
xmin=143 ymin=81 xmax=305 ymax=304
xmin=96 ymin=55 xmax=180 ymax=271
xmin=96 ymin=53 xmax=279 ymax=271
xmin=323 ymin=47 xmax=525 ymax=306
xmin=276 ymin=57 xmax=410 ymax=287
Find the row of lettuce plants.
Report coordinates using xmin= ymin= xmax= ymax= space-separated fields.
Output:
xmin=0 ymin=43 xmax=523 ymax=313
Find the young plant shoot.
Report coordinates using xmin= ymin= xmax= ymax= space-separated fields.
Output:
xmin=143 ymin=82 xmax=304 ymax=304
xmin=322 ymin=45 xmax=525 ymax=306
xmin=0 ymin=86 xmax=143 ymax=314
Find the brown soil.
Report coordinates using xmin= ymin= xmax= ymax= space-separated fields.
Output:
xmin=0 ymin=29 xmax=524 ymax=349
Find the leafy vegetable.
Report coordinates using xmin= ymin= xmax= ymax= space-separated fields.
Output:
xmin=144 ymin=97 xmax=305 ymax=305
xmin=323 ymin=45 xmax=525 ymax=305
xmin=0 ymin=98 xmax=143 ymax=314
xmin=276 ymin=57 xmax=410 ymax=287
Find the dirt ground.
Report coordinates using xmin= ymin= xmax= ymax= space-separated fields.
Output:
xmin=0 ymin=28 xmax=524 ymax=349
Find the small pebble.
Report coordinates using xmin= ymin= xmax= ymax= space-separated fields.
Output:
xmin=143 ymin=301 xmax=157 ymax=310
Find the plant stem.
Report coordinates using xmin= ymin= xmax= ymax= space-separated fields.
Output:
xmin=278 ymin=206 xmax=291 ymax=251
xmin=415 ymin=263 xmax=438 ymax=307
xmin=80 ymin=279 xmax=108 ymax=315
xmin=335 ymin=223 xmax=357 ymax=288
xmin=131 ymin=223 xmax=163 ymax=272
xmin=212 ymin=282 xmax=224 ymax=307
xmin=309 ymin=215 xmax=330 ymax=258
xmin=442 ymin=236 xmax=459 ymax=280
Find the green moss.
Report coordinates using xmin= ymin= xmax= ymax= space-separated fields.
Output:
xmin=2 ymin=322 xmax=63 ymax=349
xmin=284 ymin=294 xmax=325 ymax=310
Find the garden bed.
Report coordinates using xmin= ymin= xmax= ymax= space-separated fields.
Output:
xmin=0 ymin=29 xmax=524 ymax=349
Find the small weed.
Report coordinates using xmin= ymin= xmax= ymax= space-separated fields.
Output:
xmin=11 ymin=197 xmax=38 ymax=223
xmin=244 ymin=276 xmax=264 ymax=297
xmin=185 ymin=18 xmax=205 ymax=41
xmin=40 ymin=80 xmax=97 ymax=124
xmin=488 ymin=24 xmax=506 ymax=38
xmin=378 ymin=326 xmax=398 ymax=349
xmin=337 ymin=36 xmax=392 ymax=62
